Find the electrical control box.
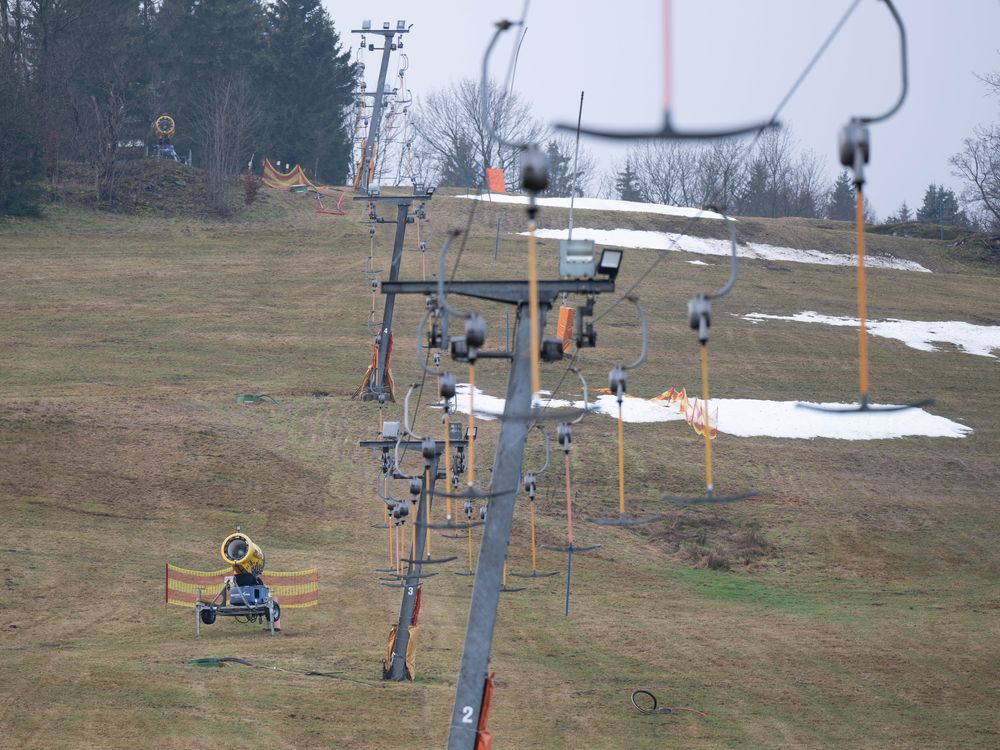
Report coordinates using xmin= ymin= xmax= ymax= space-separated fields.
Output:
xmin=559 ymin=239 xmax=597 ymax=279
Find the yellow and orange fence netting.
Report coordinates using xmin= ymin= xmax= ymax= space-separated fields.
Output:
xmin=165 ymin=564 xmax=319 ymax=608
xmin=589 ymin=386 xmax=718 ymax=439
xmin=654 ymin=387 xmax=718 ymax=439
xmin=261 ymin=158 xmax=321 ymax=191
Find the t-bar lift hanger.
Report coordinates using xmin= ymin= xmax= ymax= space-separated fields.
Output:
xmin=800 ymin=0 xmax=932 ymax=414
xmin=555 ymin=0 xmax=778 ymax=140
xmin=662 ymin=213 xmax=758 ymax=505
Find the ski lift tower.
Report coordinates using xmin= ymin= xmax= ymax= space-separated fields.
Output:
xmin=353 ymin=20 xmax=410 ymax=193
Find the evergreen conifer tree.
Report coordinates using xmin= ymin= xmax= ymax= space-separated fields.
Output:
xmin=826 ymin=170 xmax=855 ymax=220
xmin=264 ymin=0 xmax=355 ymax=182
xmin=541 ymin=140 xmax=577 ymax=197
xmin=917 ymin=183 xmax=968 ymax=227
xmin=615 ymin=159 xmax=643 ymax=202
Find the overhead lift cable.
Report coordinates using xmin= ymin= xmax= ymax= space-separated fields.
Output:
xmin=573 ymin=0 xmax=868 ymax=330
xmin=440 ymin=1 xmax=897 ymax=743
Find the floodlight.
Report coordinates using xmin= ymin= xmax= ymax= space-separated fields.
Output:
xmin=382 ymin=421 xmax=400 ymax=439
xmin=559 ymin=239 xmax=596 ymax=279
xmin=383 ymin=21 xmax=390 ymax=29
xmin=367 ymin=184 xmax=381 ymax=197
xmin=448 ymin=421 xmax=464 ymax=442
xmin=413 ymin=182 xmax=425 ymax=195
xmin=396 ymin=20 xmax=406 ymax=30
xmin=597 ymin=248 xmax=623 ymax=279
xmin=362 ymin=19 xmax=371 ymax=30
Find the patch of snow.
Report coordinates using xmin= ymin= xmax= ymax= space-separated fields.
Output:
xmin=439 ymin=385 xmax=970 ymax=440
xmin=742 ymin=311 xmax=1000 ymax=359
xmin=445 ymin=384 xmax=511 ymax=421
xmin=687 ymin=260 xmax=711 ymax=266
xmin=524 ymin=227 xmax=931 ymax=273
xmin=717 ymin=399 xmax=970 ymax=439
xmin=457 ymin=193 xmax=727 ymax=220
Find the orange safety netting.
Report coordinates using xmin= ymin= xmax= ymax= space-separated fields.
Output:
xmin=260 ymin=159 xmax=346 ymax=214
xmin=165 ymin=564 xmax=319 ymax=608
xmin=653 ymin=387 xmax=718 ymax=439
xmin=589 ymin=387 xmax=718 ymax=439
xmin=261 ymin=158 xmax=321 ymax=190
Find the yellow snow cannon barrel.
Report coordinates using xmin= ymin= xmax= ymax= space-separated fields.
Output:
xmin=221 ymin=533 xmax=266 ymax=576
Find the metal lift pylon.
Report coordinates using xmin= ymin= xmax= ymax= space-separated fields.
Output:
xmin=380 ymin=275 xmax=614 ymax=750
xmin=351 ymin=21 xmax=410 ymax=194
xmin=353 ymin=187 xmax=435 ymax=403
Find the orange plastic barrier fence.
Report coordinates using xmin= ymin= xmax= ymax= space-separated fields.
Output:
xmin=485 ymin=167 xmax=506 ymax=194
xmin=165 ymin=563 xmax=319 ymax=608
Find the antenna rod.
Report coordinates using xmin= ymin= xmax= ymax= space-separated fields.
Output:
xmin=567 ymin=91 xmax=584 ymax=240
xmin=662 ymin=0 xmax=672 ymax=113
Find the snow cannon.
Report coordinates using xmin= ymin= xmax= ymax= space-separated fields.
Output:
xmin=221 ymin=532 xmax=265 ymax=576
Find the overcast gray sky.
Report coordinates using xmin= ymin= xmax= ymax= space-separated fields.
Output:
xmin=323 ymin=1 xmax=1000 ymax=217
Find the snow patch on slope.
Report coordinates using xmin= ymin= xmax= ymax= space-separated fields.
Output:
xmin=457 ymin=193 xmax=727 ymax=220
xmin=524 ymin=227 xmax=931 ymax=273
xmin=742 ymin=311 xmax=1000 ymax=358
xmin=442 ymin=385 xmax=969 ymax=440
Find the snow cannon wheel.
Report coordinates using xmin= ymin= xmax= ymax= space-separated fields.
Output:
xmin=200 ymin=608 xmax=216 ymax=625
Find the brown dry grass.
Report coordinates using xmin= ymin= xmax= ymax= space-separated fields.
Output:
xmin=1 ymin=190 xmax=999 ymax=748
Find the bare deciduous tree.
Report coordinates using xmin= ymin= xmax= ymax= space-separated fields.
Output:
xmin=412 ymin=78 xmax=546 ymax=189
xmin=89 ymin=84 xmax=127 ymax=202
xmin=952 ymin=125 xmax=1000 ymax=230
xmin=695 ymin=139 xmax=748 ymax=210
xmin=611 ymin=125 xmax=829 ymax=218
xmin=951 ymin=61 xmax=1000 ymax=231
xmin=630 ymin=142 xmax=695 ymax=205
xmin=192 ymin=75 xmax=260 ymax=213
xmin=67 ymin=58 xmax=130 ymax=204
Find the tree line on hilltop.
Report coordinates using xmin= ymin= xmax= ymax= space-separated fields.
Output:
xmin=412 ymin=78 xmax=999 ymax=233
xmin=0 ymin=0 xmax=354 ymax=214
xmin=1 ymin=5 xmax=998 ymax=235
